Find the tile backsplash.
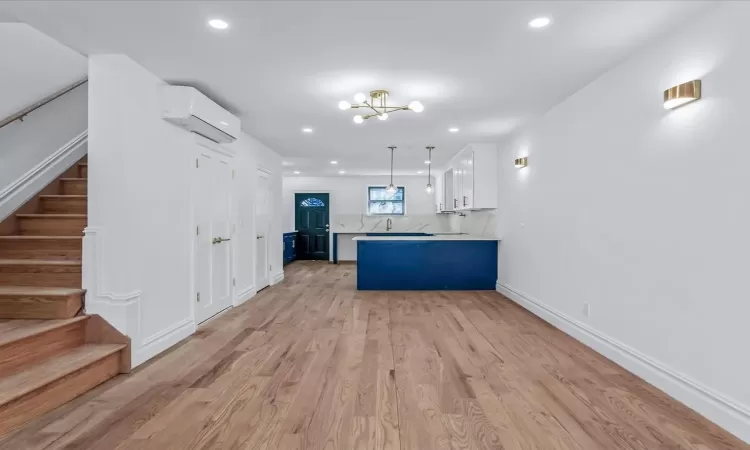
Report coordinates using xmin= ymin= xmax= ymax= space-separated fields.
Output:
xmin=330 ymin=211 xmax=497 ymax=237
xmin=448 ymin=210 xmax=498 ymax=238
xmin=331 ymin=214 xmax=451 ymax=233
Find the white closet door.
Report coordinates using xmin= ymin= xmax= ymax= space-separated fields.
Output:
xmin=255 ymin=170 xmax=270 ymax=290
xmin=195 ymin=152 xmax=233 ymax=324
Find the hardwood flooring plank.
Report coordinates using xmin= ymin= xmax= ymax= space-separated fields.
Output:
xmin=1 ymin=261 xmax=746 ymax=450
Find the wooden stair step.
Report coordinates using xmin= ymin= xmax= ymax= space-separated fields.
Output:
xmin=0 ymin=316 xmax=88 ymax=378
xmin=0 ymin=236 xmax=82 ymax=261
xmin=39 ymin=195 xmax=87 ymax=214
xmin=16 ymin=214 xmax=87 ymax=236
xmin=78 ymin=163 xmax=87 ymax=179
xmin=0 ymin=260 xmax=82 ymax=289
xmin=0 ymin=344 xmax=125 ymax=436
xmin=0 ymin=286 xmax=85 ymax=319
xmin=59 ymin=178 xmax=87 ymax=195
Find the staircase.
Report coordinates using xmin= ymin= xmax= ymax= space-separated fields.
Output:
xmin=0 ymin=157 xmax=129 ymax=437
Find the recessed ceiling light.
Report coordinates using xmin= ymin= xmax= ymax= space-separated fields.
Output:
xmin=330 ymin=160 xmax=338 ymax=165
xmin=417 ymin=170 xmax=424 ymax=174
xmin=282 ymin=161 xmax=292 ymax=166
xmin=208 ymin=19 xmax=229 ymax=30
xmin=339 ymin=170 xmax=346 ymax=174
xmin=424 ymin=160 xmax=431 ymax=165
xmin=293 ymin=170 xmax=300 ymax=174
xmin=528 ymin=17 xmax=551 ymax=29
xmin=449 ymin=127 xmax=459 ymax=133
xmin=302 ymin=127 xmax=313 ymax=133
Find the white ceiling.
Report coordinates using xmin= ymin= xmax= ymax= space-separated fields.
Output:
xmin=1 ymin=1 xmax=711 ymax=176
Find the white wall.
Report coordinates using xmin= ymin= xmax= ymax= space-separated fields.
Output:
xmin=0 ymin=23 xmax=87 ymax=217
xmin=0 ymin=84 xmax=87 ymax=219
xmin=0 ymin=23 xmax=87 ymax=121
xmin=86 ymin=55 xmax=283 ymax=367
xmin=495 ymin=3 xmax=750 ymax=442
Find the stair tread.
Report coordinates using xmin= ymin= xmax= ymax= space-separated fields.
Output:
xmin=78 ymin=163 xmax=87 ymax=166
xmin=15 ymin=214 xmax=87 ymax=218
xmin=0 ymin=236 xmax=82 ymax=240
xmin=0 ymin=259 xmax=82 ymax=266
xmin=59 ymin=178 xmax=86 ymax=182
xmin=0 ymin=316 xmax=87 ymax=348
xmin=0 ymin=286 xmax=84 ymax=295
xmin=39 ymin=195 xmax=87 ymax=199
xmin=0 ymin=344 xmax=125 ymax=406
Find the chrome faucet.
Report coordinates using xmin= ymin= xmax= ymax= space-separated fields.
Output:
xmin=386 ymin=218 xmax=393 ymax=231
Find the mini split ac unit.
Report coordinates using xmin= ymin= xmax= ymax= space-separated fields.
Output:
xmin=162 ymin=86 xmax=240 ymax=143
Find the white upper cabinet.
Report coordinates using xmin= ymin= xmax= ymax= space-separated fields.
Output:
xmin=442 ymin=143 xmax=497 ymax=211
xmin=442 ymin=168 xmax=454 ymax=212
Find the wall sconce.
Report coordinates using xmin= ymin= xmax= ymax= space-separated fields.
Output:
xmin=664 ymin=80 xmax=701 ymax=109
xmin=514 ymin=157 xmax=528 ymax=168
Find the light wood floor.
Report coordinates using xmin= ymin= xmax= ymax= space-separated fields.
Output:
xmin=1 ymin=261 xmax=745 ymax=449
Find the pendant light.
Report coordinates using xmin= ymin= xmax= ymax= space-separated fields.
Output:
xmin=425 ymin=146 xmax=434 ymax=194
xmin=386 ymin=146 xmax=398 ymax=195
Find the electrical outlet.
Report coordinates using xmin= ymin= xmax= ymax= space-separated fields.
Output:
xmin=583 ymin=302 xmax=591 ymax=317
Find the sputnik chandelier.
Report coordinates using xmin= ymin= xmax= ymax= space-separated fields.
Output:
xmin=338 ymin=90 xmax=424 ymax=124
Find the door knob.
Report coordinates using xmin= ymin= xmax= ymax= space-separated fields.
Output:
xmin=212 ymin=237 xmax=231 ymax=244
xmin=256 ymin=235 xmax=263 ymax=240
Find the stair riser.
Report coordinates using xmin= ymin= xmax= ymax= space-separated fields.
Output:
xmin=0 ymin=321 xmax=86 ymax=378
xmin=0 ymin=351 xmax=120 ymax=437
xmin=40 ymin=198 xmax=87 ymax=214
xmin=0 ymin=239 xmax=82 ymax=261
xmin=79 ymin=165 xmax=87 ymax=178
xmin=18 ymin=218 xmax=87 ymax=236
xmin=60 ymin=180 xmax=87 ymax=195
xmin=0 ymin=293 xmax=82 ymax=319
xmin=0 ymin=267 xmax=81 ymax=289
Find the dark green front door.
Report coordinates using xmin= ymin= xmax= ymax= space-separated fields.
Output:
xmin=295 ymin=193 xmax=330 ymax=260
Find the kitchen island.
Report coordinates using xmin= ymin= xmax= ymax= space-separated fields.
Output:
xmin=354 ymin=234 xmax=499 ymax=290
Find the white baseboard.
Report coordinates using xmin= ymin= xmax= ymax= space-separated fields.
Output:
xmin=133 ymin=318 xmax=195 ymax=368
xmin=0 ymin=130 xmax=87 ymax=221
xmin=271 ymin=271 xmax=284 ymax=285
xmin=496 ymin=282 xmax=750 ymax=444
xmin=235 ymin=284 xmax=256 ymax=306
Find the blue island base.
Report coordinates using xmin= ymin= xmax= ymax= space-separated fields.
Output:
xmin=356 ymin=240 xmax=498 ymax=290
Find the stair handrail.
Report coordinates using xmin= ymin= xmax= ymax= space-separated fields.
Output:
xmin=0 ymin=77 xmax=88 ymax=131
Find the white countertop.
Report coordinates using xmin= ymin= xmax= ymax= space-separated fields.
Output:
xmin=331 ymin=231 xmax=464 ymax=235
xmin=352 ymin=235 xmax=499 ymax=241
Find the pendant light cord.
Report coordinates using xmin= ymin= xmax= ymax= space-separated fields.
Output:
xmin=388 ymin=146 xmax=396 ymax=185
xmin=427 ymin=147 xmax=432 ymax=182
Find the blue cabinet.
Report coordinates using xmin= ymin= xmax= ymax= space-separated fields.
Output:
xmin=356 ymin=239 xmax=498 ymax=290
xmin=365 ymin=232 xmax=432 ymax=237
xmin=283 ymin=232 xmax=298 ymax=265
